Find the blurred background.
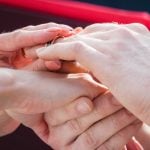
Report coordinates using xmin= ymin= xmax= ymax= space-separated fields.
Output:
xmin=0 ymin=0 xmax=150 ymax=150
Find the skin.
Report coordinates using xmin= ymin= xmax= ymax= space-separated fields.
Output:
xmin=0 ymin=22 xmax=145 ymax=150
xmin=0 ymin=23 xmax=105 ymax=141
xmin=44 ymin=92 xmax=142 ymax=150
xmin=11 ymin=23 xmax=144 ymax=149
xmin=37 ymin=23 xmax=150 ymax=125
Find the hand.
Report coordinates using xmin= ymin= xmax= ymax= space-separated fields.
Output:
xmin=2 ymin=69 xmax=105 ymax=142
xmin=0 ymin=22 xmax=71 ymax=69
xmin=44 ymin=92 xmax=142 ymax=150
xmin=37 ymin=23 xmax=150 ymax=125
xmin=0 ymin=22 xmax=72 ymax=136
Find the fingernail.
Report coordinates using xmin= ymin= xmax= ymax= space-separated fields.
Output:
xmin=76 ymin=101 xmax=92 ymax=114
xmin=45 ymin=60 xmax=61 ymax=70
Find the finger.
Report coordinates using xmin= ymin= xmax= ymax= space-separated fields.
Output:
xmin=126 ymin=137 xmax=144 ymax=150
xmin=0 ymin=27 xmax=63 ymax=51
xmin=24 ymin=45 xmax=44 ymax=59
xmin=56 ymin=34 xmax=109 ymax=53
xmin=37 ymin=41 xmax=107 ymax=79
xmin=24 ymin=44 xmax=88 ymax=73
xmin=81 ymin=23 xmax=119 ymax=34
xmin=20 ymin=59 xmax=48 ymax=71
xmin=55 ymin=61 xmax=89 ymax=73
xmin=45 ymin=83 xmax=106 ymax=126
xmin=97 ymin=121 xmax=142 ymax=150
xmin=22 ymin=22 xmax=72 ymax=31
xmin=47 ymin=92 xmax=122 ymax=147
xmin=67 ymin=109 xmax=136 ymax=150
xmin=45 ymin=97 xmax=94 ymax=126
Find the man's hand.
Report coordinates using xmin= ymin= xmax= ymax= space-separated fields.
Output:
xmin=37 ymin=23 xmax=150 ymax=125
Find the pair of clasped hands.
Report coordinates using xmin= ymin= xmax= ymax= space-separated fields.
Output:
xmin=0 ymin=22 xmax=150 ymax=150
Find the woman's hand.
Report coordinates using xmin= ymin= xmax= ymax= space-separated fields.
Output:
xmin=37 ymin=23 xmax=150 ymax=125
xmin=2 ymin=69 xmax=105 ymax=142
xmin=0 ymin=22 xmax=71 ymax=69
xmin=43 ymin=92 xmax=142 ymax=150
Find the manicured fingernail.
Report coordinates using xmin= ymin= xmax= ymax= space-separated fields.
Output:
xmin=76 ymin=101 xmax=92 ymax=114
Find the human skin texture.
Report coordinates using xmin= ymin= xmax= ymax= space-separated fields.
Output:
xmin=0 ymin=22 xmax=145 ymax=149
xmin=0 ymin=23 xmax=107 ymax=146
xmin=37 ymin=23 xmax=150 ymax=125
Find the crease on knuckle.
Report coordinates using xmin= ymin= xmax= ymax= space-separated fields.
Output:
xmin=109 ymin=114 xmax=121 ymax=131
xmin=67 ymin=119 xmax=82 ymax=133
xmin=83 ymin=130 xmax=97 ymax=148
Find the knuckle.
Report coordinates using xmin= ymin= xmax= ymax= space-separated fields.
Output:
xmin=117 ymin=27 xmax=133 ymax=38
xmin=93 ymin=92 xmax=121 ymax=118
xmin=82 ymin=130 xmax=97 ymax=148
xmin=72 ymin=41 xmax=86 ymax=53
xmin=130 ymin=23 xmax=149 ymax=32
xmin=110 ymin=114 xmax=122 ymax=130
xmin=67 ymin=119 xmax=82 ymax=133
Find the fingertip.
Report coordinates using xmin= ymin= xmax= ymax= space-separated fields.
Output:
xmin=76 ymin=97 xmax=93 ymax=114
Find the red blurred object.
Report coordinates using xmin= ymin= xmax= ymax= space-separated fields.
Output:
xmin=0 ymin=0 xmax=150 ymax=29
